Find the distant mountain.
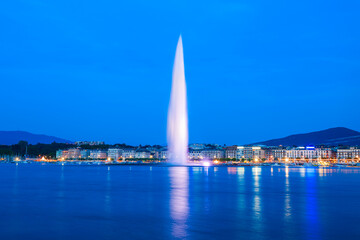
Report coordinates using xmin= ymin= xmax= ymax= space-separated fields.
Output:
xmin=253 ymin=127 xmax=360 ymax=146
xmin=0 ymin=131 xmax=73 ymax=145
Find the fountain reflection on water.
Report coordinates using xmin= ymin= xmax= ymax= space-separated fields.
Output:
xmin=170 ymin=167 xmax=189 ymax=238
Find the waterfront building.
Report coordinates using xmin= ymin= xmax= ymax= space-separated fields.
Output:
xmin=286 ymin=146 xmax=316 ymax=159
xmin=236 ymin=146 xmax=265 ymax=160
xmin=159 ymin=149 xmax=168 ymax=159
xmin=243 ymin=146 xmax=254 ymax=159
xmin=225 ymin=146 xmax=237 ymax=159
xmin=153 ymin=148 xmax=168 ymax=159
xmin=56 ymin=150 xmax=65 ymax=159
xmin=89 ymin=150 xmax=107 ymax=159
xmin=107 ymin=148 xmax=123 ymax=160
xmin=189 ymin=148 xmax=202 ymax=159
xmin=236 ymin=146 xmax=245 ymax=160
xmin=56 ymin=148 xmax=80 ymax=159
xmin=273 ymin=149 xmax=286 ymax=160
xmin=264 ymin=147 xmax=274 ymax=160
xmin=52 ymin=144 xmax=359 ymax=162
xmin=122 ymin=149 xmax=136 ymax=159
xmin=201 ymin=148 xmax=224 ymax=160
xmin=252 ymin=146 xmax=266 ymax=160
xmin=68 ymin=148 xmax=81 ymax=159
xmin=284 ymin=146 xmax=335 ymax=160
xmin=337 ymin=147 xmax=360 ymax=159
xmin=315 ymin=148 xmax=335 ymax=159
xmin=135 ymin=149 xmax=151 ymax=158
xmin=144 ymin=146 xmax=161 ymax=157
xmin=80 ymin=149 xmax=90 ymax=159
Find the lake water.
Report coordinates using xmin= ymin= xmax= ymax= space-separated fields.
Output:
xmin=0 ymin=164 xmax=360 ymax=240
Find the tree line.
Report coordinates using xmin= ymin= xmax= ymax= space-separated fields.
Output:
xmin=0 ymin=141 xmax=136 ymax=158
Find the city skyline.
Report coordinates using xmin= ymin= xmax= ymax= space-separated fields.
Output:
xmin=1 ymin=0 xmax=360 ymax=145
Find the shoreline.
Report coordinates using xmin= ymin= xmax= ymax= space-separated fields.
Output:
xmin=1 ymin=161 xmax=359 ymax=168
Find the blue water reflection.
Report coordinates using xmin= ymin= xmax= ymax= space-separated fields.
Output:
xmin=305 ymin=167 xmax=320 ymax=240
xmin=170 ymin=167 xmax=189 ymax=238
xmin=1 ymin=164 xmax=360 ymax=239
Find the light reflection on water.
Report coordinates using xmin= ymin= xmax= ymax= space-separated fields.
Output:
xmin=305 ymin=167 xmax=320 ymax=239
xmin=169 ymin=167 xmax=189 ymax=239
xmin=228 ymin=167 xmax=237 ymax=175
xmin=237 ymin=167 xmax=244 ymax=180
xmin=284 ymin=167 xmax=292 ymax=224
xmin=300 ymin=167 xmax=306 ymax=177
xmin=105 ymin=167 xmax=112 ymax=217
xmin=2 ymin=165 xmax=360 ymax=240
xmin=251 ymin=167 xmax=263 ymax=239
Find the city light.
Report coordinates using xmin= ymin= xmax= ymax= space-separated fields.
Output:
xmin=4 ymin=143 xmax=359 ymax=166
xmin=203 ymin=161 xmax=211 ymax=167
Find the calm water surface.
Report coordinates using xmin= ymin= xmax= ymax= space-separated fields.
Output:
xmin=0 ymin=164 xmax=360 ymax=240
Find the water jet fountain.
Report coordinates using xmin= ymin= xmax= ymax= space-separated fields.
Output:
xmin=167 ymin=36 xmax=188 ymax=165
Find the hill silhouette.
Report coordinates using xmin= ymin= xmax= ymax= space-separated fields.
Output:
xmin=253 ymin=127 xmax=360 ymax=146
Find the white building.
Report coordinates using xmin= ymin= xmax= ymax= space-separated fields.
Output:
xmin=189 ymin=149 xmax=202 ymax=159
xmin=122 ymin=149 xmax=136 ymax=159
xmin=159 ymin=149 xmax=168 ymax=159
xmin=286 ymin=146 xmax=316 ymax=159
xmin=108 ymin=148 xmax=123 ymax=160
xmin=273 ymin=149 xmax=286 ymax=160
xmin=236 ymin=146 xmax=265 ymax=160
xmin=337 ymin=148 xmax=360 ymax=159
xmin=201 ymin=149 xmax=224 ymax=160
xmin=236 ymin=146 xmax=245 ymax=160
xmin=315 ymin=148 xmax=334 ymax=159
xmin=285 ymin=146 xmax=334 ymax=159
xmin=89 ymin=150 xmax=107 ymax=159
xmin=252 ymin=146 xmax=266 ymax=160
xmin=135 ymin=150 xmax=151 ymax=159
xmin=56 ymin=148 xmax=81 ymax=159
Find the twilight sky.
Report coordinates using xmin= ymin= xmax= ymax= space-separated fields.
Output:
xmin=0 ymin=0 xmax=359 ymax=145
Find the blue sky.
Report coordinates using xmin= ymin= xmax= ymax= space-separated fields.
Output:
xmin=0 ymin=0 xmax=359 ymax=145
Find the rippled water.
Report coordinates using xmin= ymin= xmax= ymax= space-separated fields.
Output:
xmin=1 ymin=164 xmax=360 ymax=240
